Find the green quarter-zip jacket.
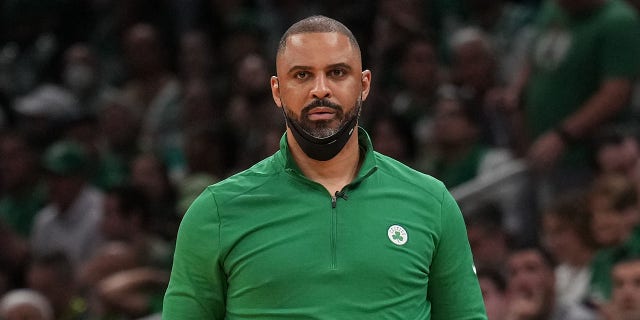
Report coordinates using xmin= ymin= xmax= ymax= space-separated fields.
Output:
xmin=163 ymin=127 xmax=487 ymax=320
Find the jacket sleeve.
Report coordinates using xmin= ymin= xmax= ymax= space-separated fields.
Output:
xmin=163 ymin=188 xmax=226 ymax=319
xmin=427 ymin=188 xmax=487 ymax=320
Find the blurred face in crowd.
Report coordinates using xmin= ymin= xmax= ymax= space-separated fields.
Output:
xmin=236 ymin=53 xmax=270 ymax=95
xmin=590 ymin=195 xmax=631 ymax=247
xmin=451 ymin=38 xmax=495 ymax=95
xmin=506 ymin=249 xmax=555 ymax=313
xmin=0 ymin=134 xmax=37 ymax=192
xmin=99 ymin=101 xmax=140 ymax=151
xmin=63 ymin=44 xmax=97 ymax=93
xmin=179 ymin=30 xmax=214 ymax=80
xmin=597 ymin=137 xmax=640 ymax=174
xmin=130 ymin=154 xmax=169 ymax=200
xmin=542 ymin=213 xmax=589 ymax=266
xmin=401 ymin=39 xmax=439 ymax=92
xmin=123 ymin=23 xmax=166 ymax=77
xmin=611 ymin=260 xmax=640 ymax=319
xmin=46 ymin=174 xmax=85 ymax=212
xmin=101 ymin=194 xmax=137 ymax=241
xmin=433 ymin=98 xmax=478 ymax=148
xmin=271 ymin=32 xmax=371 ymax=140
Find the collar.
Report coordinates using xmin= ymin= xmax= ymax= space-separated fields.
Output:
xmin=277 ymin=126 xmax=378 ymax=185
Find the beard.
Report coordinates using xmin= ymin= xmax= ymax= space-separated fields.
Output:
xmin=283 ymin=97 xmax=362 ymax=139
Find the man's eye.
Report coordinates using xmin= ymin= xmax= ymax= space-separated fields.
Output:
xmin=330 ymin=69 xmax=345 ymax=77
xmin=295 ymin=71 xmax=309 ymax=80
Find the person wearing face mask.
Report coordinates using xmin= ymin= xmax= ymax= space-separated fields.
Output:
xmin=162 ymin=15 xmax=486 ymax=320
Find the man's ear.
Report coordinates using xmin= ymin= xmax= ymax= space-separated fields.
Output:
xmin=270 ymin=76 xmax=282 ymax=108
xmin=361 ymin=70 xmax=372 ymax=101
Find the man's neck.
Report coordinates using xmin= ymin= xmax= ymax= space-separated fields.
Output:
xmin=287 ymin=130 xmax=362 ymax=195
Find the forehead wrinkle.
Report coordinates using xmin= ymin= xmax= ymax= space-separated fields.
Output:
xmin=276 ymin=32 xmax=361 ymax=73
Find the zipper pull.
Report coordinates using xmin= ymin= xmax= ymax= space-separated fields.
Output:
xmin=331 ymin=196 xmax=337 ymax=208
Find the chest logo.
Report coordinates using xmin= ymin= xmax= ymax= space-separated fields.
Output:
xmin=388 ymin=225 xmax=408 ymax=246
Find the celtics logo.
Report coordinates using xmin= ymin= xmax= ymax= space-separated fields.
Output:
xmin=388 ymin=225 xmax=408 ymax=246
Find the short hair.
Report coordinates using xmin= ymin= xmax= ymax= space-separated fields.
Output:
xmin=543 ymin=190 xmax=598 ymax=249
xmin=509 ymin=244 xmax=557 ymax=269
xmin=277 ymin=15 xmax=360 ymax=56
xmin=476 ymin=267 xmax=507 ymax=293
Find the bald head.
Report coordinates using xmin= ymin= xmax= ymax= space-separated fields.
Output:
xmin=277 ymin=15 xmax=361 ymax=58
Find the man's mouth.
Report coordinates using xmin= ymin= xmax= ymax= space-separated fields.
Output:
xmin=307 ymin=107 xmax=337 ymax=121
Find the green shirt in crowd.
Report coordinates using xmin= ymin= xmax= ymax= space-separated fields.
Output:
xmin=525 ymin=0 xmax=640 ymax=165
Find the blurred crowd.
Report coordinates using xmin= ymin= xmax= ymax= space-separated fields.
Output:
xmin=2 ymin=0 xmax=640 ymax=319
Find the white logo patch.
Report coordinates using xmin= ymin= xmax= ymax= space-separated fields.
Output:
xmin=388 ymin=225 xmax=408 ymax=245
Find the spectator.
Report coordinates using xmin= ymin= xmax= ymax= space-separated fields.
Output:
xmin=130 ymin=153 xmax=178 ymax=240
xmin=600 ymin=256 xmax=640 ymax=320
xmin=96 ymin=91 xmax=142 ymax=183
xmin=13 ymin=84 xmax=80 ymax=150
xmin=100 ymin=185 xmax=173 ymax=269
xmin=477 ymin=268 xmax=508 ymax=320
xmin=589 ymin=174 xmax=640 ymax=248
xmin=78 ymin=242 xmax=168 ymax=320
xmin=120 ymin=22 xmax=184 ymax=179
xmin=423 ymin=87 xmax=515 ymax=189
xmin=226 ymin=52 xmax=282 ymax=169
xmin=0 ymin=288 xmax=54 ymax=320
xmin=449 ymin=27 xmax=513 ymax=148
xmin=61 ymin=43 xmax=116 ymax=115
xmin=504 ymin=0 xmax=640 ymax=207
xmin=368 ymin=112 xmax=417 ymax=167
xmin=505 ymin=246 xmax=596 ymax=320
xmin=541 ymin=191 xmax=598 ymax=307
xmin=0 ymin=130 xmax=45 ymax=290
xmin=368 ymin=0 xmax=427 ymax=93
xmin=387 ymin=35 xmax=441 ymax=134
xmin=30 ymin=140 xmax=104 ymax=267
xmin=26 ymin=253 xmax=87 ymax=320
xmin=465 ymin=201 xmax=512 ymax=273
xmin=177 ymin=30 xmax=216 ymax=83
xmin=588 ymin=173 xmax=640 ymax=303
xmin=0 ymin=130 xmax=46 ymax=237
xmin=593 ymin=124 xmax=640 ymax=198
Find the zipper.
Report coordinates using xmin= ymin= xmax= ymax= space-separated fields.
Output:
xmin=330 ymin=198 xmax=337 ymax=270
xmin=329 ymin=190 xmax=348 ymax=269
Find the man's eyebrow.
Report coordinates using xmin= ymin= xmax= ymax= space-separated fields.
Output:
xmin=287 ymin=63 xmax=353 ymax=74
xmin=328 ymin=63 xmax=352 ymax=71
xmin=287 ymin=65 xmax=312 ymax=74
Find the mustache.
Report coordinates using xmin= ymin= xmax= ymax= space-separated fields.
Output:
xmin=302 ymin=99 xmax=343 ymax=113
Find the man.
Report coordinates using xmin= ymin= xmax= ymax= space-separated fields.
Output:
xmin=505 ymin=246 xmax=596 ymax=320
xmin=601 ymin=257 xmax=640 ymax=320
xmin=29 ymin=140 xmax=104 ymax=268
xmin=504 ymin=0 xmax=640 ymax=204
xmin=163 ymin=16 xmax=486 ymax=319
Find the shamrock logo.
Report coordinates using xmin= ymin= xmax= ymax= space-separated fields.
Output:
xmin=388 ymin=225 xmax=408 ymax=245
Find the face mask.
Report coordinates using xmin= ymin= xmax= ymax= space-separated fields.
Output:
xmin=283 ymin=97 xmax=362 ymax=161
xmin=64 ymin=64 xmax=95 ymax=92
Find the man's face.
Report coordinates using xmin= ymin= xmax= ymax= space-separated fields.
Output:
xmin=271 ymin=32 xmax=371 ymax=139
xmin=506 ymin=250 xmax=555 ymax=302
xmin=612 ymin=260 xmax=640 ymax=318
xmin=541 ymin=214 xmax=586 ymax=265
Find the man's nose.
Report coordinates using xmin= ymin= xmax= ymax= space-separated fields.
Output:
xmin=310 ymin=74 xmax=331 ymax=99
